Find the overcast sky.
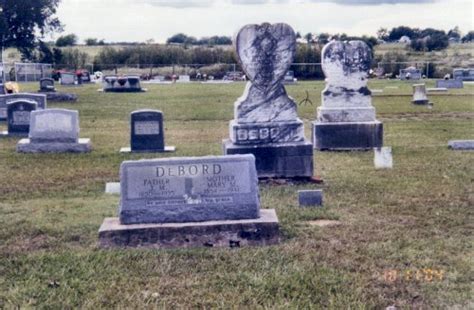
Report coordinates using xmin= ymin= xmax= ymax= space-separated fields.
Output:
xmin=56 ymin=0 xmax=473 ymax=43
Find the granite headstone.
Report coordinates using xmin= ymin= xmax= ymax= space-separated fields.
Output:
xmin=39 ymin=78 xmax=56 ymax=92
xmin=400 ymin=67 xmax=422 ymax=80
xmin=16 ymin=109 xmax=91 ymax=153
xmin=412 ymin=84 xmax=430 ymax=104
xmin=435 ymin=79 xmax=463 ymax=89
xmin=61 ymin=72 xmax=76 ymax=85
xmin=312 ymin=40 xmax=383 ymax=150
xmin=103 ymin=75 xmax=144 ymax=92
xmin=223 ymin=23 xmax=313 ymax=178
xmin=6 ymin=100 xmax=37 ymax=136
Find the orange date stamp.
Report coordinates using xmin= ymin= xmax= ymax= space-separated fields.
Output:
xmin=383 ymin=268 xmax=444 ymax=282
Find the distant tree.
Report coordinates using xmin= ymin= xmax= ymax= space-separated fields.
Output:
xmin=167 ymin=33 xmax=197 ymax=45
xmin=462 ymin=31 xmax=474 ymax=42
xmin=447 ymin=26 xmax=461 ymax=40
xmin=376 ymin=27 xmax=389 ymax=41
xmin=388 ymin=26 xmax=417 ymax=41
xmin=85 ymin=38 xmax=98 ymax=46
xmin=56 ymin=34 xmax=78 ymax=47
xmin=0 ymin=0 xmax=63 ymax=59
xmin=317 ymin=33 xmax=330 ymax=44
xmin=410 ymin=29 xmax=449 ymax=51
xmin=304 ymin=32 xmax=313 ymax=44
xmin=295 ymin=32 xmax=302 ymax=39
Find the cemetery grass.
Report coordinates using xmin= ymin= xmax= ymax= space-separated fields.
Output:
xmin=0 ymin=81 xmax=473 ymax=308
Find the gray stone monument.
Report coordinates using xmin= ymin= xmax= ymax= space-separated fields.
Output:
xmin=60 ymin=72 xmax=76 ymax=85
xmin=298 ymin=190 xmax=323 ymax=207
xmin=17 ymin=109 xmax=91 ymax=153
xmin=102 ymin=75 xmax=145 ymax=92
xmin=435 ymin=79 xmax=463 ymax=89
xmin=453 ymin=68 xmax=474 ymax=81
xmin=0 ymin=93 xmax=47 ymax=121
xmin=39 ymin=78 xmax=56 ymax=92
xmin=412 ymin=84 xmax=430 ymax=104
xmin=222 ymin=23 xmax=313 ymax=178
xmin=120 ymin=109 xmax=175 ymax=153
xmin=400 ymin=67 xmax=422 ymax=80
xmin=312 ymin=40 xmax=383 ymax=150
xmin=1 ymin=99 xmax=37 ymax=137
xmin=99 ymin=154 xmax=280 ymax=248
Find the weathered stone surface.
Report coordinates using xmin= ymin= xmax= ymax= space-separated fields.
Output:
xmin=128 ymin=109 xmax=175 ymax=153
xmin=119 ymin=154 xmax=260 ymax=224
xmin=234 ymin=23 xmax=298 ymax=125
xmin=374 ymin=146 xmax=393 ymax=169
xmin=453 ymin=68 xmax=474 ymax=81
xmin=99 ymin=209 xmax=279 ymax=249
xmin=223 ymin=139 xmax=313 ymax=178
xmin=312 ymin=121 xmax=383 ymax=150
xmin=29 ymin=109 xmax=79 ymax=143
xmin=177 ymin=75 xmax=191 ymax=83
xmin=412 ymin=83 xmax=430 ymax=104
xmin=6 ymin=100 xmax=37 ymax=136
xmin=16 ymin=108 xmax=91 ymax=153
xmin=229 ymin=119 xmax=304 ymax=145
xmin=298 ymin=190 xmax=323 ymax=207
xmin=318 ymin=40 xmax=374 ymax=123
xmin=435 ymin=79 xmax=463 ymax=89
xmin=17 ymin=138 xmax=91 ymax=153
xmin=61 ymin=72 xmax=76 ymax=85
xmin=0 ymin=93 xmax=46 ymax=121
xmin=448 ymin=140 xmax=474 ymax=150
xmin=313 ymin=40 xmax=383 ymax=150
xmin=103 ymin=75 xmax=144 ymax=92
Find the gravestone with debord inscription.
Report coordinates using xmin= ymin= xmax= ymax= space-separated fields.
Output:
xmin=120 ymin=109 xmax=175 ymax=153
xmin=223 ymin=22 xmax=313 ymax=178
xmin=4 ymin=100 xmax=37 ymax=136
xmin=99 ymin=154 xmax=280 ymax=248
xmin=312 ymin=40 xmax=383 ymax=150
xmin=16 ymin=108 xmax=91 ymax=153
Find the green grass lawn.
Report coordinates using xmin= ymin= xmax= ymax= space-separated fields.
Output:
xmin=0 ymin=81 xmax=473 ymax=308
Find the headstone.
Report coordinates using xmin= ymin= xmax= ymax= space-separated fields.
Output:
xmin=16 ymin=109 xmax=91 ymax=153
xmin=81 ymin=71 xmax=91 ymax=83
xmin=60 ymin=72 xmax=76 ymax=85
xmin=298 ymin=190 xmax=323 ymax=207
xmin=427 ymin=87 xmax=447 ymax=92
xmin=400 ymin=67 xmax=422 ymax=80
xmin=283 ymin=70 xmax=297 ymax=84
xmin=102 ymin=75 xmax=144 ymax=92
xmin=3 ymin=100 xmax=37 ymax=136
xmin=0 ymin=93 xmax=47 ymax=121
xmin=412 ymin=84 xmax=430 ymax=105
xmin=374 ymin=147 xmax=393 ymax=169
xmin=120 ymin=109 xmax=175 ymax=153
xmin=39 ymin=78 xmax=56 ymax=92
xmin=453 ymin=68 xmax=474 ymax=81
xmin=435 ymin=79 xmax=463 ymax=89
xmin=312 ymin=40 xmax=383 ymax=150
xmin=177 ymin=75 xmax=191 ymax=83
xmin=223 ymin=23 xmax=313 ymax=178
xmin=98 ymin=154 xmax=280 ymax=248
xmin=0 ymin=63 xmax=5 ymax=95
xmin=448 ymin=140 xmax=474 ymax=150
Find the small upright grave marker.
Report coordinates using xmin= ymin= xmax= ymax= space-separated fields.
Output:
xmin=298 ymin=190 xmax=323 ymax=207
xmin=374 ymin=147 xmax=393 ymax=169
xmin=120 ymin=109 xmax=175 ymax=153
xmin=412 ymin=84 xmax=431 ymax=105
xmin=39 ymin=78 xmax=56 ymax=92
xmin=60 ymin=72 xmax=76 ymax=86
xmin=1 ymin=100 xmax=37 ymax=137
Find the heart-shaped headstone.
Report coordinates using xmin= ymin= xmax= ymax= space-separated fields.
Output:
xmin=235 ymin=23 xmax=296 ymax=91
xmin=321 ymin=40 xmax=372 ymax=90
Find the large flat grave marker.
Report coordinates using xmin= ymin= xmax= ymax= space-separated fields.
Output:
xmin=99 ymin=154 xmax=280 ymax=248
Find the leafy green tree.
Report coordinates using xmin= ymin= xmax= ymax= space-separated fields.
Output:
xmin=462 ymin=31 xmax=474 ymax=42
xmin=388 ymin=26 xmax=417 ymax=41
xmin=0 ymin=0 xmax=62 ymax=59
xmin=85 ymin=38 xmax=98 ymax=46
xmin=56 ymin=33 xmax=77 ymax=47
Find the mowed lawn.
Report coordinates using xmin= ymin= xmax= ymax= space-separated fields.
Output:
xmin=0 ymin=80 xmax=473 ymax=308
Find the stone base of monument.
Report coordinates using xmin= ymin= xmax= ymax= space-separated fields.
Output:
xmin=222 ymin=139 xmax=313 ymax=178
xmin=0 ymin=131 xmax=28 ymax=138
xmin=119 ymin=146 xmax=176 ymax=153
xmin=39 ymin=92 xmax=78 ymax=102
xmin=312 ymin=121 xmax=383 ymax=150
xmin=412 ymin=99 xmax=431 ymax=105
xmin=98 ymin=209 xmax=280 ymax=249
xmin=16 ymin=138 xmax=92 ymax=153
